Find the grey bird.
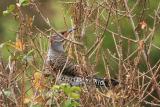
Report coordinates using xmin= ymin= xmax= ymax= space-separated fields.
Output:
xmin=44 ymin=29 xmax=119 ymax=87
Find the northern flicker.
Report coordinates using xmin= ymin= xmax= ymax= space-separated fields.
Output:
xmin=44 ymin=29 xmax=119 ymax=87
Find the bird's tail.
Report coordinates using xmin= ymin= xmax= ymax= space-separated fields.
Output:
xmin=85 ymin=77 xmax=119 ymax=87
xmin=58 ymin=75 xmax=119 ymax=87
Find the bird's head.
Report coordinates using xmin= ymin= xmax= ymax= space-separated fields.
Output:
xmin=49 ymin=28 xmax=75 ymax=52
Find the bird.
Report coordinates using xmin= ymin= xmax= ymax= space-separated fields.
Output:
xmin=43 ymin=29 xmax=119 ymax=88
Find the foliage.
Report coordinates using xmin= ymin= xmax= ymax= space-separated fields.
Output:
xmin=19 ymin=0 xmax=30 ymax=6
xmin=52 ymin=84 xmax=81 ymax=107
xmin=3 ymin=4 xmax=15 ymax=16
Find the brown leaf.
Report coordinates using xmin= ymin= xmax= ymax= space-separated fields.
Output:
xmin=139 ymin=21 xmax=147 ymax=29
xmin=15 ymin=38 xmax=25 ymax=51
xmin=32 ymin=72 xmax=46 ymax=91
xmin=34 ymin=95 xmax=46 ymax=104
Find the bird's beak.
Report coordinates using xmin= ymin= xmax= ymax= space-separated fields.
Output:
xmin=60 ymin=28 xmax=77 ymax=37
xmin=67 ymin=28 xmax=77 ymax=33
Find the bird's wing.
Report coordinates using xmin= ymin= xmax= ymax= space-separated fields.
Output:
xmin=48 ymin=53 xmax=82 ymax=77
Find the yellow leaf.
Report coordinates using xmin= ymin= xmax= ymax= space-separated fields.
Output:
xmin=34 ymin=72 xmax=42 ymax=80
xmin=28 ymin=17 xmax=33 ymax=28
xmin=32 ymin=72 xmax=46 ymax=91
xmin=24 ymin=97 xmax=31 ymax=104
xmin=15 ymin=38 xmax=25 ymax=51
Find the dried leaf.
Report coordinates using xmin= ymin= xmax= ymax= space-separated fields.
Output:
xmin=33 ymin=95 xmax=46 ymax=104
xmin=32 ymin=72 xmax=45 ymax=91
xmin=24 ymin=97 xmax=31 ymax=104
xmin=138 ymin=40 xmax=144 ymax=50
xmin=15 ymin=38 xmax=25 ymax=51
xmin=68 ymin=45 xmax=74 ymax=59
xmin=34 ymin=72 xmax=42 ymax=80
xmin=139 ymin=21 xmax=147 ymax=29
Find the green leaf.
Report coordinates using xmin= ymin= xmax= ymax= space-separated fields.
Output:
xmin=8 ymin=5 xmax=15 ymax=12
xmin=63 ymin=99 xmax=80 ymax=107
xmin=60 ymin=84 xmax=71 ymax=95
xmin=71 ymin=101 xmax=80 ymax=107
xmin=69 ymin=93 xmax=80 ymax=99
xmin=0 ymin=43 xmax=6 ymax=48
xmin=27 ymin=49 xmax=35 ymax=56
xmin=3 ymin=10 xmax=9 ymax=16
xmin=63 ymin=99 xmax=72 ymax=107
xmin=3 ymin=4 xmax=15 ymax=16
xmin=52 ymin=85 xmax=60 ymax=90
xmin=70 ymin=86 xmax=81 ymax=92
xmin=19 ymin=0 xmax=30 ymax=6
